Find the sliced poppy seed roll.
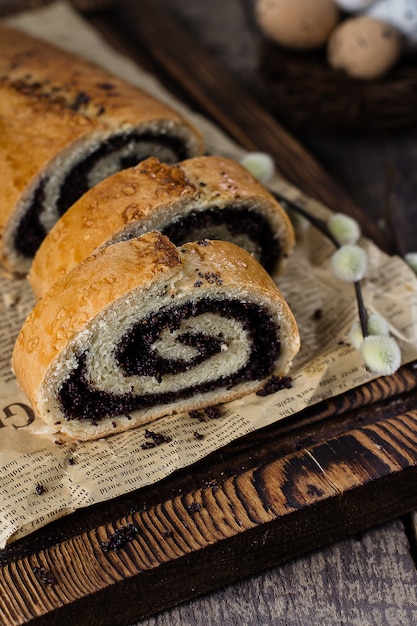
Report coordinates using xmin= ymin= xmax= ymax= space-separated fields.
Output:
xmin=0 ymin=26 xmax=204 ymax=275
xmin=29 ymin=155 xmax=294 ymax=298
xmin=13 ymin=232 xmax=300 ymax=442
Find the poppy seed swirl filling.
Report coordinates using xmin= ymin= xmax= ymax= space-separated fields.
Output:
xmin=57 ymin=298 xmax=281 ymax=423
xmin=161 ymin=206 xmax=280 ymax=274
xmin=14 ymin=130 xmax=192 ymax=259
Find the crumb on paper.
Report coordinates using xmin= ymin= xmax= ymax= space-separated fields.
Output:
xmin=189 ymin=405 xmax=223 ymax=422
xmin=140 ymin=428 xmax=172 ymax=449
xmin=204 ymin=405 xmax=222 ymax=419
xmin=256 ymin=375 xmax=293 ymax=397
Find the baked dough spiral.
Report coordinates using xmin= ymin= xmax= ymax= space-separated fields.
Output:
xmin=29 ymin=155 xmax=294 ymax=298
xmin=0 ymin=26 xmax=203 ymax=275
xmin=12 ymin=232 xmax=300 ymax=441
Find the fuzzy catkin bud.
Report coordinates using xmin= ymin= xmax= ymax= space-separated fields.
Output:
xmin=349 ymin=314 xmax=390 ymax=349
xmin=331 ymin=244 xmax=368 ymax=282
xmin=361 ymin=335 xmax=401 ymax=376
xmin=240 ymin=152 xmax=275 ymax=184
xmin=327 ymin=213 xmax=361 ymax=245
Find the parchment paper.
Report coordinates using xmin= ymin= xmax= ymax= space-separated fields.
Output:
xmin=1 ymin=1 xmax=417 ymax=549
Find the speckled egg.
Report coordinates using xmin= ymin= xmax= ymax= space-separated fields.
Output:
xmin=255 ymin=0 xmax=341 ymax=49
xmin=333 ymin=0 xmax=375 ymax=11
xmin=327 ymin=14 xmax=403 ymax=79
xmin=367 ymin=0 xmax=417 ymax=46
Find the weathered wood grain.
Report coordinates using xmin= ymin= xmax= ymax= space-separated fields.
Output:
xmin=1 ymin=366 xmax=417 ymax=625
xmin=133 ymin=518 xmax=417 ymax=626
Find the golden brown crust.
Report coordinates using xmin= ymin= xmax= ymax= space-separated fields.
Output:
xmin=13 ymin=233 xmax=300 ymax=441
xmin=30 ymin=155 xmax=295 ymax=298
xmin=0 ymin=26 xmax=203 ymax=138
xmin=0 ymin=26 xmax=204 ymax=275
xmin=0 ymin=82 xmax=106 ymax=272
xmin=13 ymin=232 xmax=183 ymax=405
xmin=29 ymin=158 xmax=199 ymax=294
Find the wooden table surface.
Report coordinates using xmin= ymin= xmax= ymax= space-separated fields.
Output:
xmin=1 ymin=0 xmax=417 ymax=624
xmin=132 ymin=2 xmax=417 ymax=624
xmin=96 ymin=2 xmax=417 ymax=624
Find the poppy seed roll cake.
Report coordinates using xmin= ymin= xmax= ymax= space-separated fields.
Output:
xmin=29 ymin=155 xmax=294 ymax=298
xmin=12 ymin=232 xmax=300 ymax=441
xmin=0 ymin=26 xmax=204 ymax=275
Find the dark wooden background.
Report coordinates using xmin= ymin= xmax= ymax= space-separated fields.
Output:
xmin=1 ymin=1 xmax=417 ymax=624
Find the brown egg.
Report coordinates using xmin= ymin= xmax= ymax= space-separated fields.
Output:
xmin=255 ymin=0 xmax=340 ymax=50
xmin=328 ymin=15 xmax=404 ymax=80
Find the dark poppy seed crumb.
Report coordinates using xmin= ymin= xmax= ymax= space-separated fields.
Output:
xmin=162 ymin=529 xmax=173 ymax=538
xmin=313 ymin=308 xmax=323 ymax=320
xmin=256 ymin=375 xmax=293 ymax=397
xmin=33 ymin=566 xmax=56 ymax=586
xmin=141 ymin=441 xmax=156 ymax=449
xmin=129 ymin=502 xmax=149 ymax=514
xmin=193 ymin=431 xmax=204 ymax=440
xmin=100 ymin=523 xmax=139 ymax=553
xmin=186 ymin=502 xmax=202 ymax=514
xmin=70 ymin=90 xmax=91 ymax=110
xmin=96 ymin=82 xmax=115 ymax=90
xmin=205 ymin=405 xmax=222 ymax=420
xmin=35 ymin=483 xmax=47 ymax=495
xmin=67 ymin=457 xmax=75 ymax=466
xmin=189 ymin=410 xmax=205 ymax=422
xmin=204 ymin=272 xmax=223 ymax=285
xmin=141 ymin=428 xmax=172 ymax=449
xmin=197 ymin=240 xmax=210 ymax=246
xmin=204 ymin=479 xmax=219 ymax=492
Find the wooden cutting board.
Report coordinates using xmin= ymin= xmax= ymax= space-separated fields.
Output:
xmin=1 ymin=366 xmax=417 ymax=625
xmin=1 ymin=2 xmax=417 ymax=624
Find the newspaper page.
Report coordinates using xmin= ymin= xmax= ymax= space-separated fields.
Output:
xmin=1 ymin=1 xmax=417 ymax=548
